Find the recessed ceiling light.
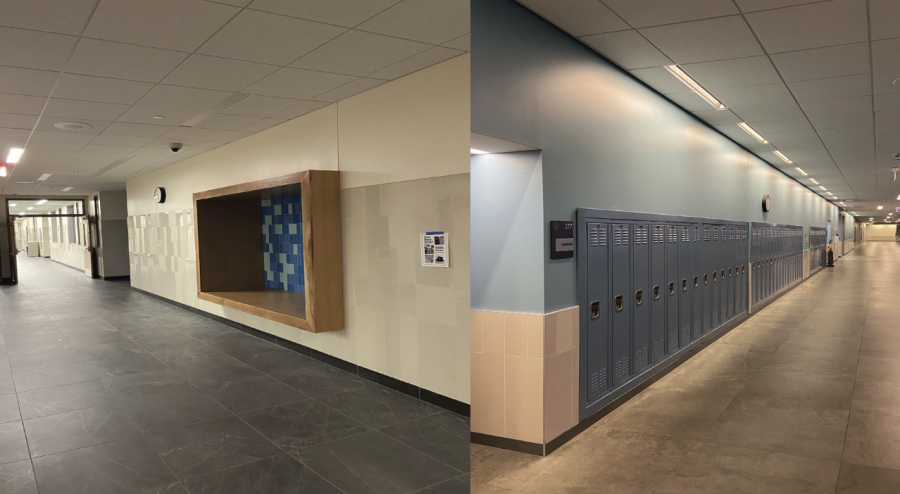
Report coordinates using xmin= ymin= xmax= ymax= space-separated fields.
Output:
xmin=37 ymin=174 xmax=51 ymax=181
xmin=26 ymin=207 xmax=33 ymax=210
xmin=738 ymin=122 xmax=768 ymax=144
xmin=9 ymin=203 xmax=16 ymax=207
xmin=61 ymin=187 xmax=73 ymax=192
xmin=794 ymin=167 xmax=807 ymax=175
xmin=810 ymin=178 xmax=819 ymax=184
xmin=0 ymin=166 xmax=6 ymax=177
xmin=36 ymin=199 xmax=47 ymax=205
xmin=827 ymin=192 xmax=834 ymax=196
xmin=53 ymin=122 xmax=92 ymax=131
xmin=470 ymin=148 xmax=488 ymax=155
xmin=17 ymin=212 xmax=23 ymax=216
xmin=16 ymin=181 xmax=33 ymax=184
xmin=819 ymin=186 xmax=826 ymax=190
xmin=665 ymin=65 xmax=726 ymax=110
xmin=6 ymin=148 xmax=24 ymax=163
xmin=153 ymin=115 xmax=164 ymax=120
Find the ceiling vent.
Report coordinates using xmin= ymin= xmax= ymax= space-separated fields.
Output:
xmin=53 ymin=122 xmax=92 ymax=131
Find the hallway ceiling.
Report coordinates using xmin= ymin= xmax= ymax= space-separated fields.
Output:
xmin=0 ymin=0 xmax=469 ymax=197
xmin=518 ymin=0 xmax=900 ymax=220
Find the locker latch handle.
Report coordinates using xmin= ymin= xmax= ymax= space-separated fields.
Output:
xmin=721 ymin=269 xmax=725 ymax=278
xmin=729 ymin=268 xmax=732 ymax=277
xmin=653 ymin=286 xmax=660 ymax=300
xmin=682 ymin=279 xmax=687 ymax=292
xmin=693 ymin=277 xmax=699 ymax=288
xmin=713 ymin=272 xmax=717 ymax=282
xmin=742 ymin=265 xmax=745 ymax=273
xmin=635 ymin=290 xmax=643 ymax=306
xmin=705 ymin=274 xmax=709 ymax=285
xmin=615 ymin=295 xmax=624 ymax=312
xmin=668 ymin=282 xmax=675 ymax=295
xmin=590 ymin=300 xmax=600 ymax=320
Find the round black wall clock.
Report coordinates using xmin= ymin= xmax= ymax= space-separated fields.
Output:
xmin=762 ymin=195 xmax=772 ymax=212
xmin=154 ymin=187 xmax=166 ymax=204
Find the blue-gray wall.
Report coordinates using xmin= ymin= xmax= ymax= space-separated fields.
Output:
xmin=471 ymin=151 xmax=545 ymax=313
xmin=472 ymin=0 xmax=840 ymax=314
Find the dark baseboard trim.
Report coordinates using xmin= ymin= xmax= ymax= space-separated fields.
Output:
xmin=471 ymin=433 xmax=543 ymax=456
xmin=101 ymin=275 xmax=130 ymax=281
xmin=479 ymin=267 xmax=827 ymax=457
xmin=49 ymin=258 xmax=85 ymax=273
xmin=129 ymin=286 xmax=470 ymax=418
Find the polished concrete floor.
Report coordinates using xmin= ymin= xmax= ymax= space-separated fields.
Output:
xmin=473 ymin=241 xmax=900 ymax=493
xmin=0 ymin=255 xmax=468 ymax=494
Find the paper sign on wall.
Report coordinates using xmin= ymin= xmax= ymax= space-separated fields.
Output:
xmin=421 ymin=232 xmax=449 ymax=268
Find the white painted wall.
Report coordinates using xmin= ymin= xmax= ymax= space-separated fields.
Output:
xmin=126 ymin=56 xmax=471 ymax=403
xmin=866 ymin=224 xmax=898 ymax=241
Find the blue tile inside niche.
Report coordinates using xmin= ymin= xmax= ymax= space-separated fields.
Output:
xmin=262 ymin=195 xmax=304 ymax=293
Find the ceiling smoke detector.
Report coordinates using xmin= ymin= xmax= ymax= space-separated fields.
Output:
xmin=53 ymin=122 xmax=92 ymax=131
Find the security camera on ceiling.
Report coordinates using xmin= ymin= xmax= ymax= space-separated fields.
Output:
xmin=170 ymin=143 xmax=183 ymax=153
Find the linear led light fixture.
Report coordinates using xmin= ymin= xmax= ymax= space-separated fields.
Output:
xmin=771 ymin=150 xmax=792 ymax=163
xmin=36 ymin=199 xmax=47 ymax=205
xmin=794 ymin=167 xmax=807 ymax=175
xmin=61 ymin=187 xmax=73 ymax=192
xmin=665 ymin=65 xmax=726 ymax=110
xmin=0 ymin=166 xmax=6 ymax=177
xmin=809 ymin=178 xmax=819 ymax=185
xmin=6 ymin=148 xmax=23 ymax=164
xmin=470 ymin=148 xmax=488 ymax=155
xmin=737 ymin=123 xmax=768 ymax=144
xmin=827 ymin=192 xmax=835 ymax=196
xmin=37 ymin=174 xmax=51 ymax=181
xmin=818 ymin=186 xmax=827 ymax=191
xmin=878 ymin=205 xmax=883 ymax=209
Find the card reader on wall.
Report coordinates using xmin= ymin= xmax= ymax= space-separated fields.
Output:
xmin=550 ymin=220 xmax=574 ymax=259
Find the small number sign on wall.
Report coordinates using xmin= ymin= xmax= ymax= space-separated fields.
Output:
xmin=550 ymin=220 xmax=574 ymax=259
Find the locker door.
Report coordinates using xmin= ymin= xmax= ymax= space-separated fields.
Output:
xmin=666 ymin=225 xmax=680 ymax=353
xmin=691 ymin=225 xmax=703 ymax=340
xmin=739 ymin=227 xmax=746 ymax=313
xmin=680 ymin=226 xmax=694 ymax=346
xmin=650 ymin=224 xmax=666 ymax=364
xmin=765 ymin=228 xmax=772 ymax=299
xmin=720 ymin=226 xmax=728 ymax=323
xmin=586 ymin=223 xmax=610 ymax=402
xmin=612 ymin=223 xmax=632 ymax=386
xmin=752 ymin=228 xmax=758 ymax=305
xmin=727 ymin=226 xmax=735 ymax=320
xmin=702 ymin=226 xmax=712 ymax=334
xmin=632 ymin=223 xmax=650 ymax=374
xmin=711 ymin=226 xmax=720 ymax=330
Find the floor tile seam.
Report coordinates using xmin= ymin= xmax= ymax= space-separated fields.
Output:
xmin=697 ymin=435 xmax=846 ymax=465
xmin=2 ymin=328 xmax=39 ymax=494
xmin=367 ymin=420 xmax=470 ymax=475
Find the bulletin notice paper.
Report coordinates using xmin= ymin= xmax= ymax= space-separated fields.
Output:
xmin=421 ymin=232 xmax=449 ymax=268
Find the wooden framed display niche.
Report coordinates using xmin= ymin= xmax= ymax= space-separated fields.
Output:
xmin=193 ymin=170 xmax=344 ymax=333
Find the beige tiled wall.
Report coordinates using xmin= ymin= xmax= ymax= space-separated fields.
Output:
xmin=471 ymin=306 xmax=579 ymax=445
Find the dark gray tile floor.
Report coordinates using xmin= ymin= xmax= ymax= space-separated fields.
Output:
xmin=472 ymin=241 xmax=900 ymax=494
xmin=0 ymin=255 xmax=469 ymax=494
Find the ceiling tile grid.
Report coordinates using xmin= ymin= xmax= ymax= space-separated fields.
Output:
xmin=0 ymin=0 xmax=469 ymax=195
xmin=517 ymin=0 xmax=900 ymax=218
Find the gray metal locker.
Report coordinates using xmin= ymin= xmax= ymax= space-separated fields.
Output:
xmin=666 ymin=225 xmax=679 ymax=353
xmin=751 ymin=228 xmax=758 ymax=306
xmin=691 ymin=225 xmax=703 ymax=340
xmin=679 ymin=225 xmax=693 ymax=346
xmin=650 ymin=224 xmax=666 ymax=364
xmin=727 ymin=226 xmax=735 ymax=321
xmin=720 ymin=226 xmax=729 ymax=323
xmin=632 ymin=223 xmax=650 ymax=374
xmin=612 ymin=223 xmax=631 ymax=386
xmin=585 ymin=223 xmax=610 ymax=402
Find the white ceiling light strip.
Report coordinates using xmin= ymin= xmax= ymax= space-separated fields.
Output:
xmin=665 ymin=65 xmax=726 ymax=110
xmin=737 ymin=122 xmax=768 ymax=144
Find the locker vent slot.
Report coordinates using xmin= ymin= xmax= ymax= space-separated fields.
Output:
xmin=684 ymin=326 xmax=692 ymax=341
xmin=653 ymin=227 xmax=664 ymax=244
xmin=652 ymin=339 xmax=665 ymax=360
xmin=669 ymin=332 xmax=678 ymax=351
xmin=589 ymin=369 xmax=607 ymax=394
xmin=589 ymin=225 xmax=607 ymax=247
xmin=636 ymin=226 xmax=648 ymax=245
xmin=712 ymin=229 xmax=718 ymax=241
xmin=682 ymin=228 xmax=690 ymax=242
xmin=614 ymin=225 xmax=628 ymax=245
xmin=704 ymin=229 xmax=711 ymax=241
xmin=635 ymin=348 xmax=648 ymax=369
xmin=669 ymin=226 xmax=677 ymax=243
xmin=614 ymin=358 xmax=629 ymax=379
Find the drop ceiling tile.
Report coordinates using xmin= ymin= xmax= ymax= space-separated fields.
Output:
xmin=221 ymin=95 xmax=303 ymax=117
xmin=271 ymin=100 xmax=332 ymax=119
xmin=714 ymin=84 xmax=796 ymax=108
xmin=0 ymin=27 xmax=77 ymax=71
xmin=67 ymin=38 xmax=189 ymax=83
xmin=102 ymin=123 xmax=174 ymax=138
xmin=745 ymin=0 xmax=867 ymax=54
xmin=29 ymin=131 xmax=96 ymax=143
xmin=810 ymin=112 xmax=873 ymax=130
xmin=0 ymin=0 xmax=96 ymax=35
xmin=749 ymin=118 xmax=813 ymax=134
xmin=246 ymin=68 xmax=356 ymax=99
xmin=872 ymin=38 xmax=900 ymax=73
xmin=312 ymin=78 xmax=386 ymax=102
xmin=88 ymin=134 xmax=155 ymax=147
xmin=734 ymin=0 xmax=826 ymax=13
xmin=292 ymin=31 xmax=430 ymax=77
xmin=162 ymin=127 xmax=231 ymax=141
xmin=0 ymin=129 xmax=31 ymax=141
xmin=368 ymin=46 xmax=464 ymax=80
xmin=680 ymin=56 xmax=781 ymax=90
xmin=80 ymin=144 xmax=138 ymax=156
xmin=248 ymin=0 xmax=399 ymax=28
xmin=876 ymin=110 xmax=900 ymax=126
xmin=144 ymin=138 xmax=209 ymax=150
xmin=764 ymin=129 xmax=821 ymax=144
xmin=787 ymin=74 xmax=872 ymax=102
xmin=691 ymin=109 xmax=742 ymax=125
xmin=732 ymin=103 xmax=805 ymax=122
xmin=873 ymin=70 xmax=900 ymax=95
xmin=161 ymin=55 xmax=280 ymax=92
xmin=800 ymin=96 xmax=873 ymax=117
xmin=124 ymin=85 xmax=237 ymax=125
xmin=0 ymin=67 xmax=59 ymax=97
xmin=602 ymin=0 xmax=737 ymax=28
xmin=44 ymin=99 xmax=131 ymax=122
xmin=85 ymin=0 xmax=238 ymax=52
xmin=770 ymin=43 xmax=870 ymax=82
xmin=666 ymin=92 xmax=720 ymax=112
xmin=579 ymin=30 xmax=672 ymax=70
xmin=870 ymin=0 xmax=900 ymax=41
xmin=25 ymin=141 xmax=86 ymax=153
xmin=630 ymin=67 xmax=692 ymax=94
xmin=0 ymin=94 xmax=48 ymax=115
xmin=357 ymin=0 xmax=469 ymax=44
xmin=0 ymin=113 xmax=38 ymax=130
xmin=214 ymin=131 xmax=253 ymax=143
xmin=52 ymin=74 xmax=155 ymax=106
xmin=826 ymin=142 xmax=875 ymax=156
xmin=35 ymin=118 xmax=112 ymax=134
xmin=197 ymin=10 xmax=346 ymax=66
xmin=876 ymin=124 xmax=900 ymax=137
xmin=195 ymin=114 xmax=262 ymax=131
xmin=875 ymin=93 xmax=900 ymax=112
xmin=639 ymin=16 xmax=763 ymax=64
xmin=239 ymin=118 xmax=286 ymax=133
xmin=443 ymin=33 xmax=470 ymax=51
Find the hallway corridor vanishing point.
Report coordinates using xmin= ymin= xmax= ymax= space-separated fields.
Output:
xmin=473 ymin=241 xmax=900 ymax=493
xmin=0 ymin=256 xmax=469 ymax=494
